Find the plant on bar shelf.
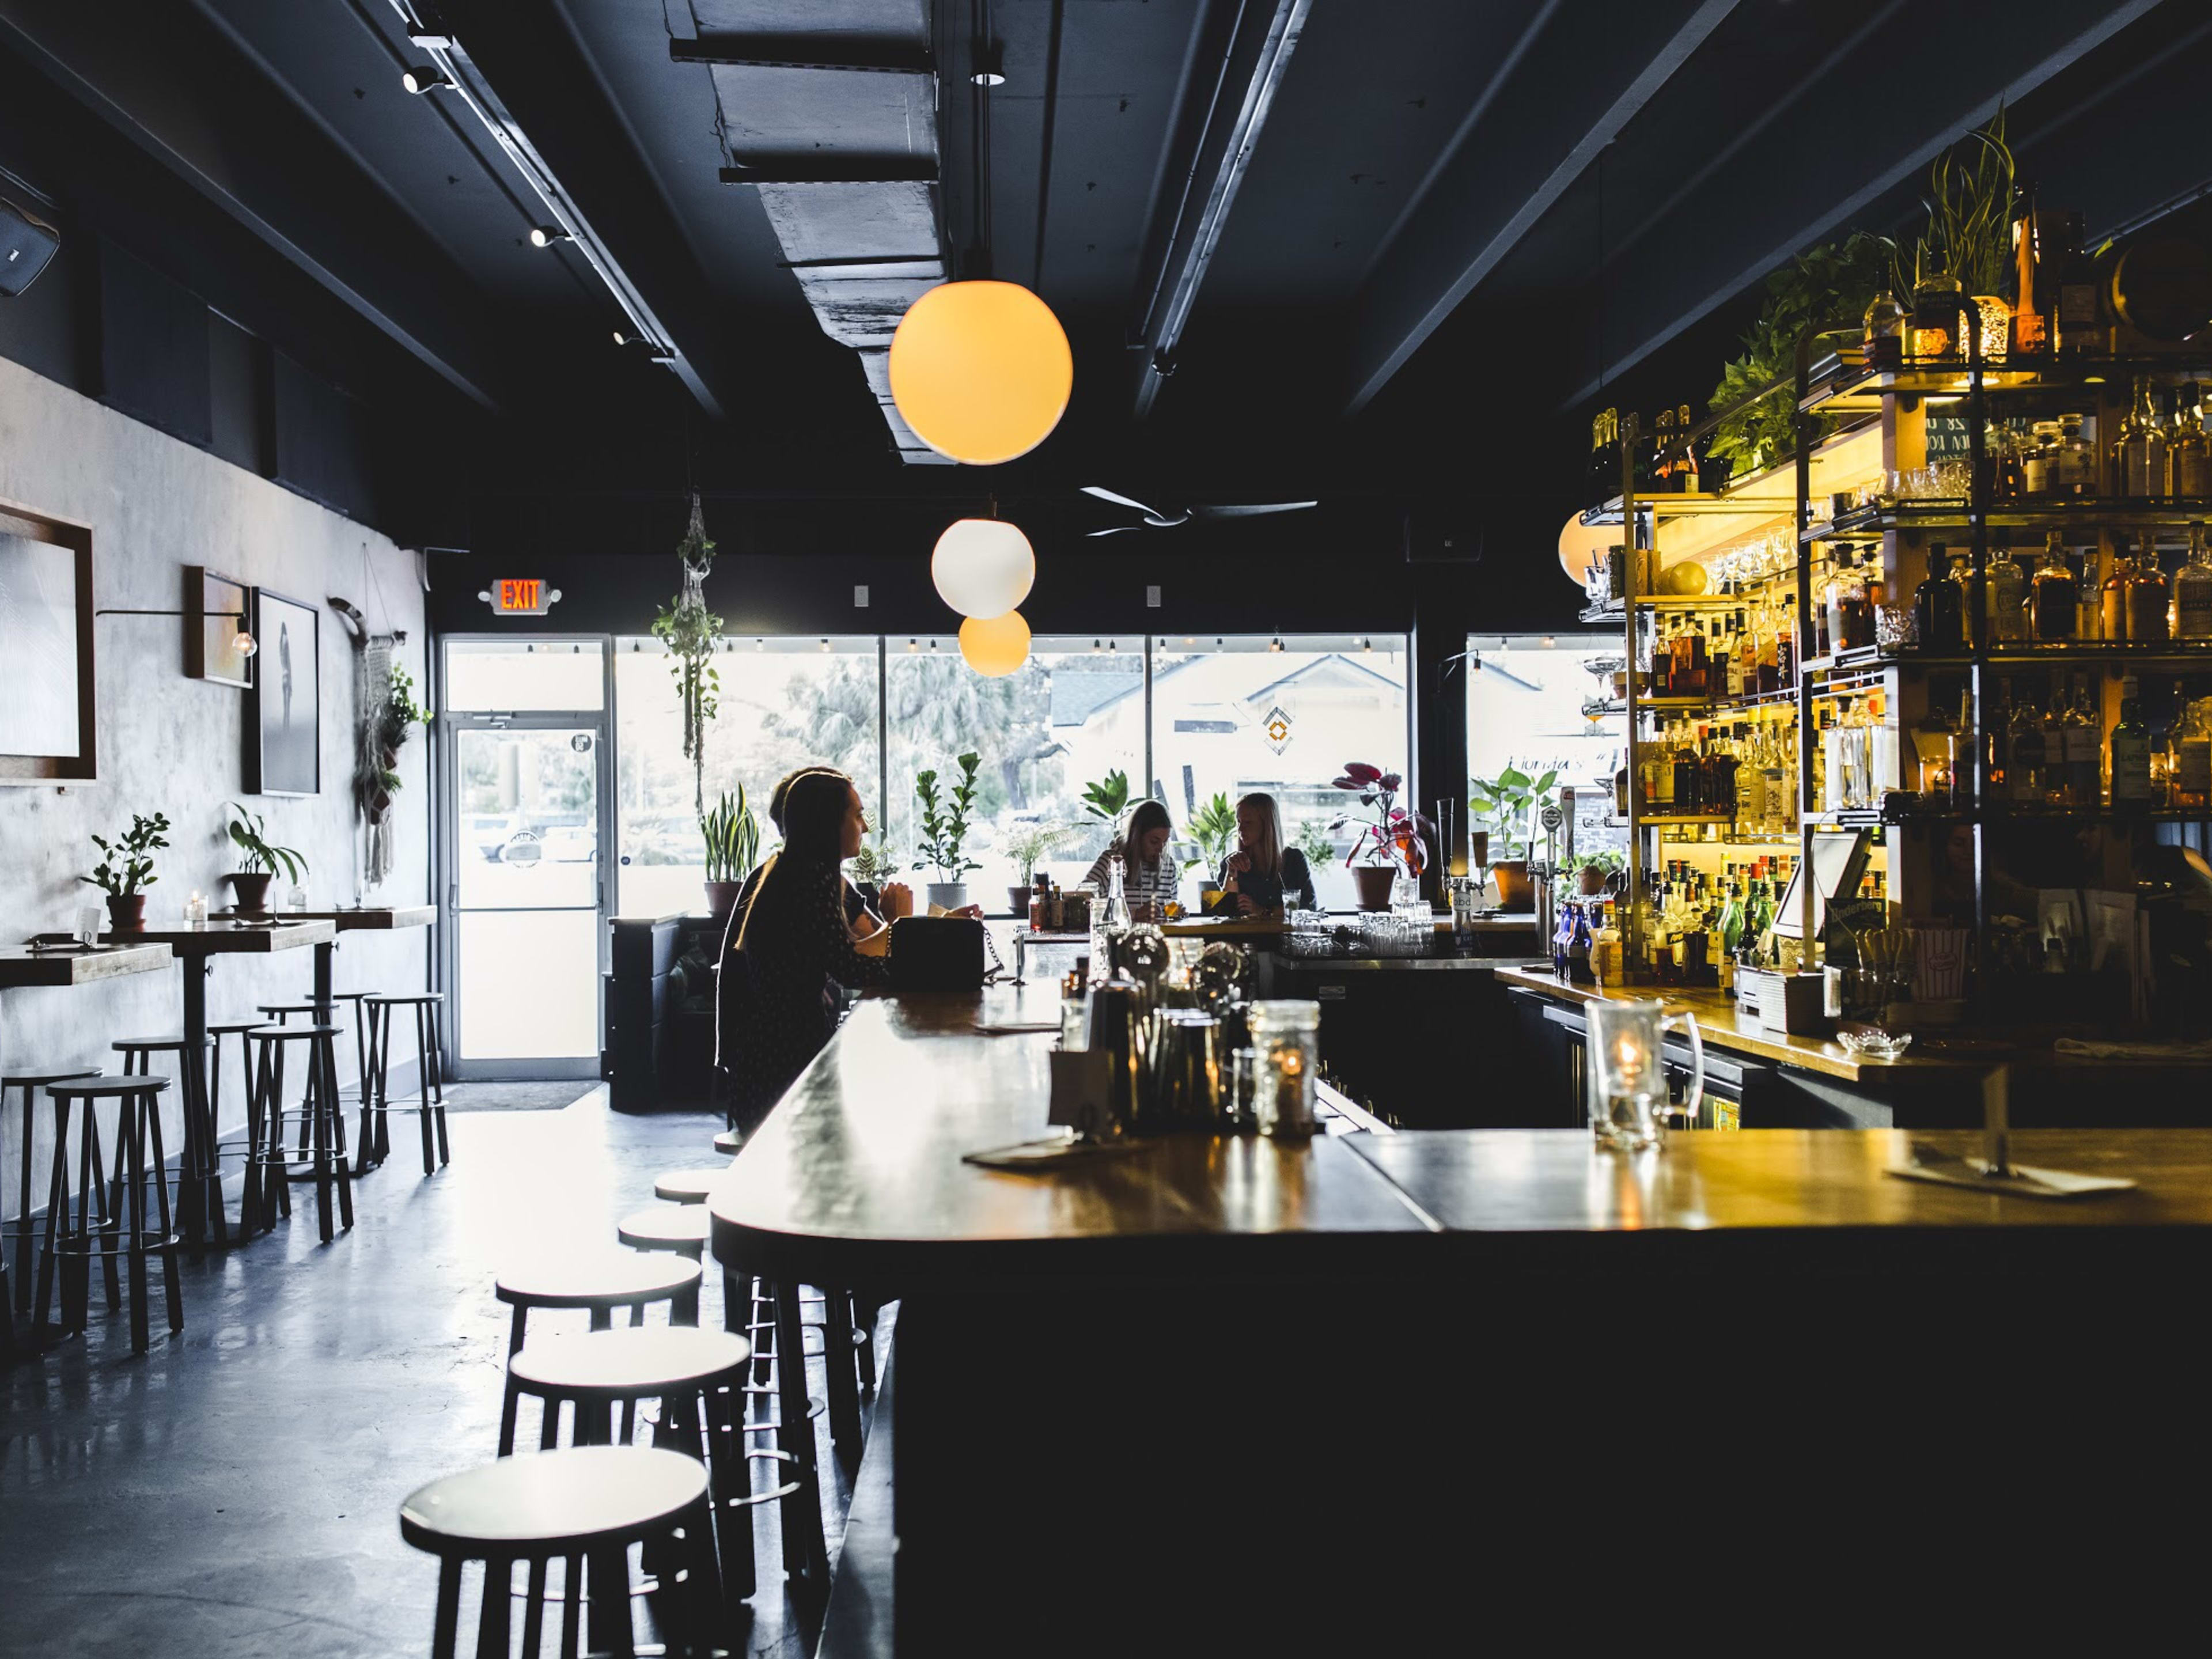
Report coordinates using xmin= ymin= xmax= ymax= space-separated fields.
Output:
xmin=81 ymin=812 xmax=171 ymax=933
xmin=1468 ymin=766 xmax=1558 ymax=911
xmin=1330 ymin=762 xmax=1431 ymax=911
xmin=651 ymin=491 xmax=722 ymax=819
xmin=225 ymin=802 xmax=306 ymax=918
xmin=1188 ymin=791 xmax=1238 ymax=870
xmin=913 ymin=751 xmax=984 ymax=909
xmin=700 ymin=785 xmax=760 ymax=917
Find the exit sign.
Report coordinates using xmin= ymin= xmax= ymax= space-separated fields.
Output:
xmin=480 ymin=578 xmax=560 ymax=617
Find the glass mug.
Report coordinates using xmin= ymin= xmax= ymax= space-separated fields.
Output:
xmin=1586 ymin=998 xmax=1703 ymax=1150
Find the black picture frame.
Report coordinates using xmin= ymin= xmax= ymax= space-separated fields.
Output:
xmin=245 ymin=586 xmax=320 ymax=795
xmin=185 ymin=565 xmax=255 ymax=689
xmin=0 ymin=496 xmax=96 ymax=785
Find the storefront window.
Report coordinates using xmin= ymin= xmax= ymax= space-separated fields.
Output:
xmin=1463 ymin=634 xmax=1626 ymax=865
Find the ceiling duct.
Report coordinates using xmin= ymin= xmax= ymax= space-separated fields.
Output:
xmin=681 ymin=0 xmax=951 ymax=464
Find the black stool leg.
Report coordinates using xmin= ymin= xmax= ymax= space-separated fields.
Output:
xmin=702 ymin=1371 xmax=754 ymax=1603
xmin=324 ymin=1037 xmax=354 ymax=1232
xmin=430 ymin=1003 xmax=451 ymax=1165
xmin=521 ymin=1555 xmax=550 ymax=1659
xmin=477 ymin=1554 xmax=513 ymax=1658
xmin=307 ymin=1047 xmax=334 ymax=1245
xmin=821 ymin=1285 xmax=862 ymax=1476
xmin=123 ymin=1098 xmax=150 ymax=1354
xmin=33 ymin=1094 xmax=71 ymax=1337
xmin=413 ymin=1006 xmax=436 ymax=1177
xmin=13 ymin=1082 xmax=35 ymax=1319
xmin=772 ymin=1277 xmax=830 ymax=1593
xmin=430 ymin=1559 xmax=462 ymax=1659
xmin=144 ymin=1100 xmax=183 ymax=1336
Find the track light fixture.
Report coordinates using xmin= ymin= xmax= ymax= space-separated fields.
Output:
xmin=529 ymin=225 xmax=573 ymax=248
xmin=400 ymin=63 xmax=450 ymax=94
xmin=969 ymin=41 xmax=1006 ymax=85
xmin=611 ymin=328 xmax=673 ymax=360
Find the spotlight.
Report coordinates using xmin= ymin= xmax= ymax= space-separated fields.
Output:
xmin=529 ymin=225 xmax=573 ymax=248
xmin=969 ymin=41 xmax=1006 ymax=85
xmin=611 ymin=328 xmax=673 ymax=359
xmin=400 ymin=63 xmax=450 ymax=94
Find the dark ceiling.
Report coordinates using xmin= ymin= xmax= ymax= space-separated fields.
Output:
xmin=2 ymin=0 xmax=2210 ymax=619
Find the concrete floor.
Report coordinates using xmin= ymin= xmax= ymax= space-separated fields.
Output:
xmin=0 ymin=1089 xmax=853 ymax=1658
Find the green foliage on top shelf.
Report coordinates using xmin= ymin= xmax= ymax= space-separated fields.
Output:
xmin=1910 ymin=104 xmax=2015 ymax=301
xmin=1706 ymin=232 xmax=1897 ymax=482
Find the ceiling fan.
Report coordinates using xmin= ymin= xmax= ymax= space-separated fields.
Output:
xmin=1080 ymin=485 xmax=1318 ymax=536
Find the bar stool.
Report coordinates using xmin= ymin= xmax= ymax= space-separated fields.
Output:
xmin=711 ymin=1128 xmax=741 ymax=1156
xmin=502 ymin=1327 xmax=785 ymax=1608
xmin=256 ymin=1003 xmax=328 ymax=1160
xmin=300 ymin=986 xmax=375 ymax=1109
xmin=44 ymin=1075 xmax=181 ymax=1353
xmin=244 ymin=1024 xmax=354 ymax=1243
xmin=616 ymin=1205 xmax=710 ymax=1261
xmin=495 ymin=1253 xmax=704 ymax=1453
xmin=399 ymin=1445 xmax=722 ymax=1659
xmin=363 ymin=993 xmax=449 ymax=1176
xmin=650 ymin=1166 xmax=733 ymax=1206
xmin=6 ymin=1070 xmax=99 ymax=1335
xmin=113 ymin=1036 xmax=220 ymax=1249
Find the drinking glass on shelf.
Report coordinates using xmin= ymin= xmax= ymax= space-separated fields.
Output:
xmin=1875 ymin=604 xmax=1918 ymax=653
xmin=1932 ymin=457 xmax=1972 ymax=501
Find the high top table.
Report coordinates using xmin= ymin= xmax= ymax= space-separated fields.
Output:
xmin=100 ymin=920 xmax=335 ymax=1246
xmin=711 ymin=986 xmax=2212 ymax=1650
xmin=276 ymin=905 xmax=437 ymax=1023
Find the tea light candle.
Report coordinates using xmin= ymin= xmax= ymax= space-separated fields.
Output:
xmin=184 ymin=891 xmax=207 ymax=930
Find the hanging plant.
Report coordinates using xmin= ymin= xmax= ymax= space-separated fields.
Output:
xmin=651 ymin=491 xmax=722 ymax=816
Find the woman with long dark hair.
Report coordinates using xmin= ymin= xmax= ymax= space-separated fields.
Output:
xmin=719 ymin=768 xmax=899 ymax=1115
xmin=1080 ymin=798 xmax=1179 ymax=921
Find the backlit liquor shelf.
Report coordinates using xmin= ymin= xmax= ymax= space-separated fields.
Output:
xmin=1584 ymin=334 xmax=2212 ymax=1022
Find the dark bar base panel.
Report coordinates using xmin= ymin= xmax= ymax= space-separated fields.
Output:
xmin=893 ymin=1267 xmax=2205 ymax=1652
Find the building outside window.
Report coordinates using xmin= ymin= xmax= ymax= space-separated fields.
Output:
xmin=1463 ymin=633 xmax=1626 ymax=867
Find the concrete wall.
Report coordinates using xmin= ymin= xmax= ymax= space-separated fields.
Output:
xmin=0 ymin=356 xmax=429 ymax=1223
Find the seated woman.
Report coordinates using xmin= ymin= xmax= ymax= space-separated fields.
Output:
xmin=718 ymin=768 xmax=905 ymax=1118
xmin=728 ymin=766 xmax=908 ymax=955
xmin=1080 ymin=798 xmax=1179 ymax=921
xmin=1213 ymin=792 xmax=1317 ymax=915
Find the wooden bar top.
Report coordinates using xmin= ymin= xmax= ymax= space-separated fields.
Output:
xmin=0 ymin=942 xmax=173 ymax=988
xmin=711 ymin=987 xmax=2212 ymax=1287
xmin=278 ymin=905 xmax=435 ymax=931
xmin=97 ymin=919 xmax=335 ymax=954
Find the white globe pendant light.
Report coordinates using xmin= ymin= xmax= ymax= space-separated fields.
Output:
xmin=890 ymin=281 xmax=1073 ymax=465
xmin=960 ymin=610 xmax=1031 ymax=677
xmin=931 ymin=517 xmax=1035 ymax=619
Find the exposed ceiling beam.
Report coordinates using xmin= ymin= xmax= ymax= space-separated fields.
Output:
xmin=425 ymin=0 xmax=733 ymax=419
xmin=1128 ymin=0 xmax=1313 ymax=421
xmin=0 ymin=0 xmax=515 ymax=410
xmin=1555 ymin=0 xmax=2170 ymax=415
xmin=1340 ymin=0 xmax=1740 ymax=417
xmin=719 ymin=158 xmax=939 ymax=185
xmin=672 ymin=33 xmax=931 ymax=75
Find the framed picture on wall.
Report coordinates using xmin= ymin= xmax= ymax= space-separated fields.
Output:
xmin=245 ymin=586 xmax=319 ymax=795
xmin=185 ymin=565 xmax=255 ymax=688
xmin=0 ymin=497 xmax=96 ymax=785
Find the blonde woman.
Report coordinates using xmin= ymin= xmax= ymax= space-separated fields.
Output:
xmin=1214 ymin=792 xmax=1317 ymax=915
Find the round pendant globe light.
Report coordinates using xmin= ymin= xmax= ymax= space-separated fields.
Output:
xmin=959 ymin=609 xmax=1031 ymax=677
xmin=890 ymin=281 xmax=1073 ymax=465
xmin=931 ymin=517 xmax=1035 ymax=619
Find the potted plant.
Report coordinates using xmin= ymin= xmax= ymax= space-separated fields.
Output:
xmin=913 ymin=751 xmax=983 ymax=911
xmin=849 ymin=835 xmax=897 ymax=906
xmin=1468 ymin=766 xmax=1559 ymax=911
xmin=81 ymin=812 xmax=171 ymax=933
xmin=225 ymin=802 xmax=306 ymax=918
xmin=651 ymin=493 xmax=722 ymax=819
xmin=700 ymin=786 xmax=759 ymax=919
xmin=998 ymin=819 xmax=1073 ymax=914
xmin=1330 ymin=762 xmax=1429 ymax=911
xmin=1188 ymin=791 xmax=1238 ymax=873
xmin=1080 ymin=768 xmax=1130 ymax=823
xmin=1563 ymin=849 xmax=1625 ymax=898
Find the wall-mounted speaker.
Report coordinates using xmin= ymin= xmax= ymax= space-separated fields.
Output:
xmin=0 ymin=194 xmax=60 ymax=298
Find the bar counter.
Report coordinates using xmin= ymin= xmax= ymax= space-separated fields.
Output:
xmin=713 ymin=988 xmax=2212 ymax=1648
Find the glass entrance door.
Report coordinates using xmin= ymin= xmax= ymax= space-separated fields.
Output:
xmin=441 ymin=640 xmax=609 ymax=1080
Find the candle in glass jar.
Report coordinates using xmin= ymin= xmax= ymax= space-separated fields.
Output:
xmin=184 ymin=891 xmax=207 ymax=930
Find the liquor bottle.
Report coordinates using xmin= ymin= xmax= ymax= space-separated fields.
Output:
xmin=2022 ymin=421 xmax=2059 ymax=497
xmin=2008 ymin=685 xmax=2046 ymax=806
xmin=1863 ymin=289 xmax=1907 ymax=370
xmin=1650 ymin=407 xmax=1680 ymax=493
xmin=2175 ymin=523 xmax=2212 ymax=639
xmin=2030 ymin=531 xmax=2080 ymax=641
xmin=1911 ymin=259 xmax=1966 ymax=361
xmin=2173 ymin=694 xmax=2212 ymax=810
xmin=1756 ymin=605 xmax=1779 ymax=695
xmin=1707 ymin=725 xmax=1740 ymax=819
xmin=1677 ymin=406 xmax=1701 ymax=492
xmin=1728 ymin=609 xmax=1749 ymax=696
xmin=1763 ymin=727 xmax=1791 ymax=834
xmin=2063 ymin=675 xmax=2102 ymax=806
xmin=2110 ymin=676 xmax=2152 ymax=806
xmin=2100 ymin=543 xmax=2133 ymax=643
xmin=2056 ymin=411 xmax=2099 ymax=498
xmin=2115 ymin=375 xmax=2169 ymax=498
xmin=2010 ymin=191 xmax=2047 ymax=356
xmin=1687 ymin=619 xmax=1709 ymax=699
xmin=1913 ymin=543 xmax=1965 ymax=649
xmin=1774 ymin=598 xmax=1796 ymax=685
xmin=1988 ymin=425 xmax=2025 ymax=503
xmin=1588 ymin=407 xmax=1623 ymax=507
xmin=2171 ymin=385 xmax=2212 ymax=499
xmin=1614 ymin=753 xmax=1630 ymax=818
xmin=1984 ymin=533 xmax=2028 ymax=642
xmin=2041 ymin=685 xmax=2072 ymax=806
xmin=1672 ymin=724 xmax=1703 ymax=814
xmin=2052 ymin=210 xmax=2103 ymax=354
xmin=2126 ymin=535 xmax=2171 ymax=643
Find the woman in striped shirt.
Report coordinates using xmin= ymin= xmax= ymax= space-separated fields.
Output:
xmin=1081 ymin=798 xmax=1180 ymax=921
